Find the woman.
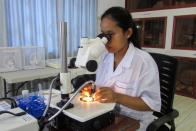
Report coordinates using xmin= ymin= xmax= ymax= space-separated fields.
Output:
xmin=94 ymin=7 xmax=161 ymax=131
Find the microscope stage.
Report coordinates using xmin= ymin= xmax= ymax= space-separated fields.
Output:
xmin=46 ymin=90 xmax=115 ymax=122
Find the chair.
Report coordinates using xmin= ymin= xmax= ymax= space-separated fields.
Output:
xmin=147 ymin=53 xmax=179 ymax=131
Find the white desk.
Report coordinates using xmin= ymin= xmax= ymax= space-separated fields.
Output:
xmin=43 ymin=89 xmax=115 ymax=122
xmin=43 ymin=90 xmax=139 ymax=131
xmin=0 ymin=67 xmax=60 ymax=97
xmin=0 ymin=67 xmax=89 ymax=97
xmin=0 ymin=67 xmax=60 ymax=84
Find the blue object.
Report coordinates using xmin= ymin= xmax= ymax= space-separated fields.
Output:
xmin=17 ymin=95 xmax=46 ymax=119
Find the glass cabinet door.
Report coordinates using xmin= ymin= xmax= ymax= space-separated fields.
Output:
xmin=134 ymin=17 xmax=166 ymax=48
xmin=126 ymin=0 xmax=172 ymax=11
xmin=172 ymin=15 xmax=196 ymax=50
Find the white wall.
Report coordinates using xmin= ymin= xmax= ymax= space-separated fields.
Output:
xmin=97 ymin=0 xmax=125 ymax=33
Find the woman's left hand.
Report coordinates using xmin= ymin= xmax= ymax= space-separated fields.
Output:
xmin=93 ymin=87 xmax=117 ymax=103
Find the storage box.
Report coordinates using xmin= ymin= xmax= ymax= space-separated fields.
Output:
xmin=0 ymin=47 xmax=22 ymax=72
xmin=22 ymin=47 xmax=45 ymax=70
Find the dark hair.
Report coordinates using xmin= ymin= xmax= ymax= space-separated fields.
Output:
xmin=101 ymin=7 xmax=140 ymax=49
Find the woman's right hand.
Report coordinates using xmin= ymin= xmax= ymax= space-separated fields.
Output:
xmin=93 ymin=87 xmax=117 ymax=103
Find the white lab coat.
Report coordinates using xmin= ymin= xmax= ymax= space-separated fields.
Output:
xmin=95 ymin=43 xmax=161 ymax=131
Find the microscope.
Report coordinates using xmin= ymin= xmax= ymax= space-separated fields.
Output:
xmin=56 ymin=22 xmax=112 ymax=107
xmin=44 ymin=22 xmax=115 ymax=131
xmin=75 ymin=33 xmax=111 ymax=72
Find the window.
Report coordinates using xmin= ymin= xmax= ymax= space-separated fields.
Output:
xmin=1 ymin=0 xmax=97 ymax=58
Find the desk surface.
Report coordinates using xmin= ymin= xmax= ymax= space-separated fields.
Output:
xmin=0 ymin=67 xmax=60 ymax=83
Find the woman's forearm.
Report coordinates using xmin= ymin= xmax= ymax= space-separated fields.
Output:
xmin=115 ymin=92 xmax=153 ymax=111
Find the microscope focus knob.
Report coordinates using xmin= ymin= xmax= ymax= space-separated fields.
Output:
xmin=86 ymin=60 xmax=97 ymax=72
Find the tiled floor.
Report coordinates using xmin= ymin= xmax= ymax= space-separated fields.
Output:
xmin=174 ymin=95 xmax=196 ymax=131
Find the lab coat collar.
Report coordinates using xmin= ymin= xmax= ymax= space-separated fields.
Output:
xmin=103 ymin=43 xmax=135 ymax=77
xmin=120 ymin=43 xmax=135 ymax=69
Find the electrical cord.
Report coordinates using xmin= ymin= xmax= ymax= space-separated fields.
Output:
xmin=0 ymin=97 xmax=17 ymax=108
xmin=42 ymin=77 xmax=57 ymax=117
xmin=0 ymin=110 xmax=26 ymax=116
xmin=15 ymin=81 xmax=29 ymax=96
xmin=0 ymin=96 xmax=26 ymax=117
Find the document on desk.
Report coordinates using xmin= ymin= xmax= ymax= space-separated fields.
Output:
xmin=0 ymin=101 xmax=11 ymax=111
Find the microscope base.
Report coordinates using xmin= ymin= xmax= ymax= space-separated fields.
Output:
xmin=47 ymin=107 xmax=115 ymax=131
xmin=56 ymin=100 xmax=74 ymax=110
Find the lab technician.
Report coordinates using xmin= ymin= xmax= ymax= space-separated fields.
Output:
xmin=94 ymin=7 xmax=161 ymax=131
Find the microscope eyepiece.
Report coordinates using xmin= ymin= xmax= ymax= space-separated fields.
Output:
xmin=97 ymin=33 xmax=112 ymax=42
